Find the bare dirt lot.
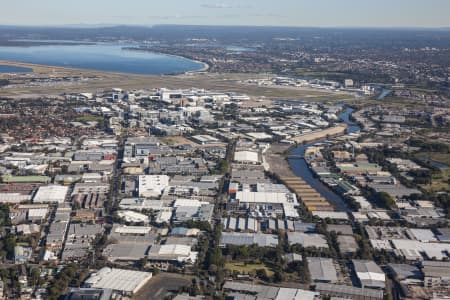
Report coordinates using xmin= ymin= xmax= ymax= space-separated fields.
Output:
xmin=290 ymin=125 xmax=347 ymax=144
xmin=265 ymin=143 xmax=295 ymax=177
xmin=134 ymin=273 xmax=193 ymax=300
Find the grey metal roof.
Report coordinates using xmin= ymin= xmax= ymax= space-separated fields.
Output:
xmin=66 ymin=288 xmax=113 ymax=300
xmin=103 ymin=243 xmax=150 ymax=261
xmin=352 ymin=260 xmax=386 ymax=289
xmin=220 ymin=232 xmax=278 ymax=247
xmin=68 ymin=223 xmax=103 ymax=237
xmin=387 ymin=263 xmax=421 ymax=280
xmin=422 ymin=261 xmax=450 ymax=277
xmin=223 ymin=282 xmax=278 ymax=299
xmin=165 ymin=236 xmax=198 ymax=247
xmin=287 ymin=232 xmax=329 ymax=248
xmin=337 ymin=235 xmax=358 ymax=253
xmin=353 ymin=260 xmax=383 ymax=273
xmin=307 ymin=257 xmax=338 ymax=283
xmin=315 ymin=283 xmax=384 ymax=299
xmin=283 ymin=253 xmax=303 ymax=263
xmin=327 ymin=224 xmax=353 ymax=236
xmin=293 ymin=221 xmax=316 ymax=233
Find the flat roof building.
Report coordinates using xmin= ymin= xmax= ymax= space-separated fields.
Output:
xmin=190 ymin=135 xmax=221 ymax=145
xmin=103 ymin=244 xmax=150 ymax=262
xmin=387 ymin=263 xmax=422 ymax=281
xmin=223 ymin=282 xmax=319 ymax=300
xmin=406 ymin=228 xmax=437 ymax=242
xmin=327 ymin=224 xmax=353 ymax=236
xmin=235 ymin=191 xmax=298 ymax=206
xmin=312 ymin=211 xmax=349 ymax=220
xmin=139 ymin=175 xmax=170 ymax=198
xmin=220 ymin=232 xmax=279 ymax=248
xmin=287 ymin=232 xmax=329 ymax=249
xmin=119 ymin=198 xmax=163 ymax=211
xmin=315 ymin=283 xmax=384 ymax=300
xmin=33 ymin=185 xmax=69 ymax=203
xmin=338 ymin=235 xmax=359 ymax=254
xmin=84 ymin=267 xmax=152 ymax=295
xmin=147 ymin=244 xmax=198 ymax=264
xmin=352 ymin=260 xmax=386 ymax=289
xmin=422 ymin=261 xmax=450 ymax=288
xmin=117 ymin=210 xmax=149 ymax=223
xmin=307 ymin=257 xmax=338 ymax=283
xmin=65 ymin=288 xmax=113 ymax=300
xmin=109 ymin=225 xmax=157 ymax=244
xmin=234 ymin=151 xmax=261 ymax=164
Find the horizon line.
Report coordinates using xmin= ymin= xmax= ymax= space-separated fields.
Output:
xmin=1 ymin=23 xmax=450 ymax=30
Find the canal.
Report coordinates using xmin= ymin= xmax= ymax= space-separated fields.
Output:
xmin=288 ymin=107 xmax=361 ymax=211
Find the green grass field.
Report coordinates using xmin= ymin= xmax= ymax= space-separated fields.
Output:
xmin=76 ymin=115 xmax=104 ymax=122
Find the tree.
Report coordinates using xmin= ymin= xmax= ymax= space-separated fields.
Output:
xmin=256 ymin=268 xmax=269 ymax=281
xmin=189 ymin=278 xmax=200 ymax=296
xmin=181 ymin=220 xmax=211 ymax=232
xmin=137 ymin=256 xmax=148 ymax=269
xmin=153 ymin=267 xmax=160 ymax=275
xmin=371 ymin=192 xmax=396 ymax=209
xmin=46 ymin=264 xmax=84 ymax=300
xmin=273 ymin=269 xmax=285 ymax=283
xmin=297 ymin=260 xmax=311 ymax=283
xmin=3 ymin=233 xmax=16 ymax=260
xmin=0 ymin=204 xmax=11 ymax=227
xmin=30 ymin=267 xmax=41 ymax=286
xmin=208 ymin=264 xmax=218 ymax=275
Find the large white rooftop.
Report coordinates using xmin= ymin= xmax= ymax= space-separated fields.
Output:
xmin=158 ymin=244 xmax=191 ymax=256
xmin=234 ymin=151 xmax=260 ymax=163
xmin=84 ymin=267 xmax=152 ymax=294
xmin=173 ymin=198 xmax=207 ymax=207
xmin=113 ymin=225 xmax=152 ymax=235
xmin=0 ymin=193 xmax=32 ymax=203
xmin=391 ymin=239 xmax=450 ymax=260
xmin=117 ymin=210 xmax=149 ymax=223
xmin=33 ymin=185 xmax=69 ymax=203
xmin=236 ymin=191 xmax=298 ymax=205
xmin=139 ymin=175 xmax=170 ymax=198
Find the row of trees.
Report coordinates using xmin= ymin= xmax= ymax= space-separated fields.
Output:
xmin=408 ymin=138 xmax=449 ymax=152
xmin=47 ymin=264 xmax=89 ymax=300
xmin=0 ymin=233 xmax=16 ymax=260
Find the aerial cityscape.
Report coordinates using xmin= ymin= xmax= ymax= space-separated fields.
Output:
xmin=0 ymin=1 xmax=449 ymax=300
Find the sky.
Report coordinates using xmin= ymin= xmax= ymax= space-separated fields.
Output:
xmin=1 ymin=0 xmax=450 ymax=28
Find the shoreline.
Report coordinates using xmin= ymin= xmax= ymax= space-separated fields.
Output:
xmin=0 ymin=58 xmax=207 ymax=78
xmin=0 ymin=47 xmax=209 ymax=76
xmin=122 ymin=47 xmax=210 ymax=74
